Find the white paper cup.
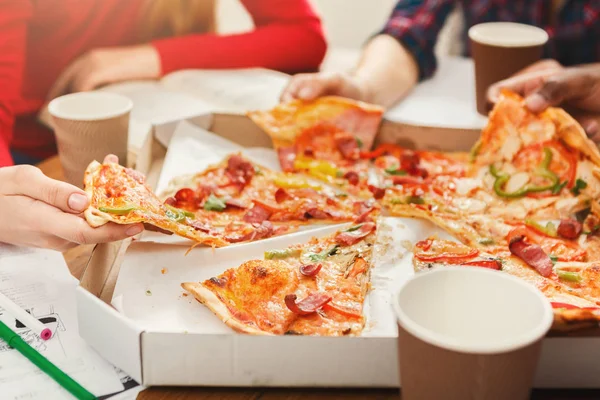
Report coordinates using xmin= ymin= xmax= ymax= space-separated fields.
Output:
xmin=469 ymin=22 xmax=548 ymax=115
xmin=394 ymin=267 xmax=553 ymax=400
xmin=48 ymin=92 xmax=133 ymax=187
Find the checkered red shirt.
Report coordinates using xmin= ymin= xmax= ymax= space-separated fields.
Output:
xmin=380 ymin=0 xmax=600 ymax=80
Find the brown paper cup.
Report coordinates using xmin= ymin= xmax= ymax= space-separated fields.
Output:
xmin=469 ymin=22 xmax=548 ymax=115
xmin=48 ymin=92 xmax=133 ymax=187
xmin=394 ymin=267 xmax=553 ymax=400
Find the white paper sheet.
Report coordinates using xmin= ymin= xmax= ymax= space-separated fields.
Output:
xmin=0 ymin=245 xmax=124 ymax=399
xmin=113 ymin=217 xmax=448 ymax=338
xmin=386 ymin=57 xmax=488 ymax=130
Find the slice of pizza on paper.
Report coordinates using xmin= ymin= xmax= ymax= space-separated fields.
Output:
xmin=182 ymin=221 xmax=377 ymax=336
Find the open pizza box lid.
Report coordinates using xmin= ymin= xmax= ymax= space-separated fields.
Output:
xmin=76 ymin=112 xmax=600 ymax=388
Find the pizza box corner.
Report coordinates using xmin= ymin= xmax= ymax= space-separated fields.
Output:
xmin=76 ymin=112 xmax=600 ymax=388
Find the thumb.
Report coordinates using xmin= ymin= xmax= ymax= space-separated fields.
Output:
xmin=525 ymin=69 xmax=593 ymax=113
xmin=7 ymin=166 xmax=89 ymax=214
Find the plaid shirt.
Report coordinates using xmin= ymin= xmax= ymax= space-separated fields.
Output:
xmin=381 ymin=0 xmax=600 ymax=80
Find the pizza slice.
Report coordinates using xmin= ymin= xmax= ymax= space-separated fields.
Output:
xmin=411 ymin=237 xmax=600 ymax=331
xmin=247 ymin=96 xmax=384 ymax=196
xmin=182 ymin=221 xmax=377 ymax=336
xmin=159 ymin=153 xmax=380 ymax=234
xmin=83 ymin=159 xmax=228 ymax=247
xmin=469 ymin=90 xmax=600 ymax=220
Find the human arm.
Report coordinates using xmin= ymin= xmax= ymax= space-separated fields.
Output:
xmin=280 ymin=0 xmax=455 ymax=107
xmin=0 ymin=0 xmax=33 ymax=167
xmin=47 ymin=0 xmax=327 ymax=98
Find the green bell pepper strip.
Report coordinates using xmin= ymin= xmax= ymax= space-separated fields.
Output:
xmin=203 ymin=194 xmax=227 ymax=211
xmin=98 ymin=205 xmax=137 ymax=215
xmin=165 ymin=205 xmax=195 ymax=222
xmin=525 ymin=219 xmax=558 ymax=237
xmin=490 ymin=148 xmax=559 ymax=198
xmin=556 ymin=270 xmax=582 ymax=283
xmin=264 ymin=248 xmax=302 ymax=260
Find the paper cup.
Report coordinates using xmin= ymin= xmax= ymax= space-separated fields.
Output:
xmin=469 ymin=22 xmax=548 ymax=115
xmin=394 ymin=267 xmax=553 ymax=400
xmin=48 ymin=92 xmax=133 ymax=187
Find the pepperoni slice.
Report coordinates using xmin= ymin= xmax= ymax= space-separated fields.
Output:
xmin=243 ymin=204 xmax=273 ymax=224
xmin=189 ymin=220 xmax=212 ymax=233
xmin=225 ymin=155 xmax=255 ymax=190
xmin=509 ymin=237 xmax=553 ymax=277
xmin=252 ymin=199 xmax=282 ymax=213
xmin=392 ymin=175 xmax=424 ymax=185
xmin=334 ymin=132 xmax=359 ymax=160
xmin=304 ymin=207 xmax=333 ymax=220
xmin=285 ymin=293 xmax=332 ymax=315
xmin=174 ymin=188 xmax=197 ymax=203
xmin=278 ymin=146 xmax=297 ymax=172
xmin=274 ymin=188 xmax=291 ymax=203
xmin=368 ymin=185 xmax=386 ymax=199
xmin=299 ymin=263 xmax=322 ymax=277
xmin=353 ymin=201 xmax=376 ymax=223
xmin=344 ymin=171 xmax=360 ymax=185
xmin=335 ymin=222 xmax=376 ymax=246
xmin=557 ymin=219 xmax=583 ymax=240
xmin=400 ymin=152 xmax=427 ymax=178
xmin=224 ymin=199 xmax=248 ymax=209
xmin=507 ymin=225 xmax=586 ymax=262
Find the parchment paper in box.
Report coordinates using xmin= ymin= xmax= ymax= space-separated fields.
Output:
xmin=139 ymin=119 xmax=339 ymax=245
xmin=110 ymin=217 xmax=441 ymax=386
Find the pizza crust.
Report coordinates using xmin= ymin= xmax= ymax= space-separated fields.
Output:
xmin=248 ymin=95 xmax=384 ymax=147
xmin=84 ymin=160 xmax=112 ymax=228
xmin=181 ymin=282 xmax=272 ymax=335
xmin=544 ymin=107 xmax=600 ymax=167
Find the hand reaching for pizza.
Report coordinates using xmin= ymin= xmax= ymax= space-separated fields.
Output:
xmin=280 ymin=72 xmax=369 ymax=103
xmin=0 ymin=156 xmax=143 ymax=251
xmin=488 ymin=62 xmax=600 ymax=143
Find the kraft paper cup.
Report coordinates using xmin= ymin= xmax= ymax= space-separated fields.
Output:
xmin=394 ymin=267 xmax=553 ymax=400
xmin=48 ymin=92 xmax=133 ymax=187
xmin=469 ymin=22 xmax=548 ymax=115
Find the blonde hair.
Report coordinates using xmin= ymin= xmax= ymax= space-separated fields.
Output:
xmin=138 ymin=0 xmax=217 ymax=42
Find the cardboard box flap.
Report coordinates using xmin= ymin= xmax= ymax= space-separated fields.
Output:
xmin=76 ymin=286 xmax=144 ymax=383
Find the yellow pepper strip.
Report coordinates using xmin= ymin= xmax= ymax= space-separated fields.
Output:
xmin=274 ymin=174 xmax=322 ymax=190
xmin=294 ymin=158 xmax=340 ymax=179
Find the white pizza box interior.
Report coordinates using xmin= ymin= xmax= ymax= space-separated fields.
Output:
xmin=76 ymin=113 xmax=600 ymax=388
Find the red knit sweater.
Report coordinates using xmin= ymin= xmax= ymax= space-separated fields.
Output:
xmin=0 ymin=0 xmax=326 ymax=166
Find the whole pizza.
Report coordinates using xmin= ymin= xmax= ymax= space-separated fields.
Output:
xmin=84 ymin=92 xmax=600 ymax=334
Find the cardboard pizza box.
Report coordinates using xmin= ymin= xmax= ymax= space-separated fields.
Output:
xmin=76 ymin=113 xmax=600 ymax=388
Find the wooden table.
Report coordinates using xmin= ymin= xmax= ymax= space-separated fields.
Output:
xmin=38 ymin=156 xmax=600 ymax=400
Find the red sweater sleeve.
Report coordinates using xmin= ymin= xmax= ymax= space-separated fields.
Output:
xmin=151 ymin=0 xmax=327 ymax=75
xmin=0 ymin=0 xmax=32 ymax=167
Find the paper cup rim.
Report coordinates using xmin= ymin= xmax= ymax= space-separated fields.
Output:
xmin=48 ymin=92 xmax=133 ymax=121
xmin=393 ymin=267 xmax=554 ymax=355
xmin=468 ymin=22 xmax=549 ymax=48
